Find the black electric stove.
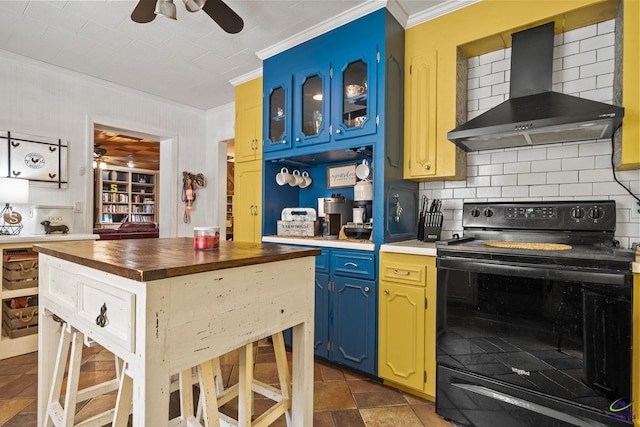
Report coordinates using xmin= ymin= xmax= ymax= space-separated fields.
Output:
xmin=435 ymin=200 xmax=635 ymax=427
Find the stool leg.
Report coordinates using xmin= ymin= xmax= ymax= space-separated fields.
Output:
xmin=179 ymin=368 xmax=196 ymax=420
xmin=44 ymin=323 xmax=72 ymax=427
xmin=238 ymin=343 xmax=254 ymax=427
xmin=197 ymin=359 xmax=221 ymax=427
xmin=113 ymin=364 xmax=133 ymax=427
xmin=271 ymin=332 xmax=292 ymax=426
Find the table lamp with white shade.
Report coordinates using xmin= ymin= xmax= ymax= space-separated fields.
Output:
xmin=0 ymin=177 xmax=30 ymax=235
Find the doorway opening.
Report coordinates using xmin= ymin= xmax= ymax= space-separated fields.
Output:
xmin=92 ymin=125 xmax=160 ymax=231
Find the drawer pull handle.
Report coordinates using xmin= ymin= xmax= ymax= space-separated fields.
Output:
xmin=96 ymin=303 xmax=109 ymax=328
xmin=14 ymin=308 xmax=38 ymax=323
xmin=344 ymin=262 xmax=358 ymax=268
xmin=393 ymin=269 xmax=410 ymax=276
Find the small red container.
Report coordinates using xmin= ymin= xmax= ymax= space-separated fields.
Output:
xmin=194 ymin=227 xmax=220 ymax=250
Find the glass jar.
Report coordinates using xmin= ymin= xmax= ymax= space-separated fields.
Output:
xmin=194 ymin=226 xmax=220 ymax=250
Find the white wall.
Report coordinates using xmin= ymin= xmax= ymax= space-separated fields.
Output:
xmin=0 ymin=50 xmax=234 ymax=237
xmin=420 ymin=20 xmax=640 ymax=248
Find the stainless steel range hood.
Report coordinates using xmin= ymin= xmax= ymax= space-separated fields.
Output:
xmin=448 ymin=22 xmax=624 ymax=152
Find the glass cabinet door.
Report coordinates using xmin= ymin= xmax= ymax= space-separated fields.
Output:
xmin=263 ymin=77 xmax=292 ymax=153
xmin=293 ymin=66 xmax=330 ymax=147
xmin=332 ymin=46 xmax=377 ymax=141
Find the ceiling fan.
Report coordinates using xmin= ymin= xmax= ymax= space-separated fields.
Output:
xmin=131 ymin=0 xmax=244 ymax=34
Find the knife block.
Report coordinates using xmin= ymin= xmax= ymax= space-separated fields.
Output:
xmin=419 ymin=213 xmax=443 ymax=242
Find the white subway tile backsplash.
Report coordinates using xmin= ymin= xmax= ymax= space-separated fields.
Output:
xmin=420 ymin=20 xmax=638 ymax=248
xmin=491 ymin=174 xmax=518 ymax=186
xmin=529 ymin=185 xmax=560 ymax=197
xmin=552 ymin=67 xmax=579 ymax=84
xmin=563 ymin=76 xmax=596 ymax=94
xmin=478 ymin=95 xmax=505 ymax=110
xmin=547 ymin=144 xmax=579 ymax=159
xmin=578 ymin=169 xmax=612 ymax=182
xmin=518 ymin=173 xmax=547 ymax=185
xmin=547 ymin=171 xmax=579 ymax=184
xmin=564 ymin=25 xmax=598 ymax=43
xmin=503 ymin=162 xmax=531 ymax=174
xmin=563 ymin=50 xmax=597 ymax=68
xmin=561 ymin=156 xmax=595 ymax=170
xmin=490 ymin=150 xmax=518 ymax=164
xmin=478 ymin=163 xmax=504 ymax=176
xmin=596 ymin=73 xmax=614 ymax=88
xmin=596 ymin=46 xmax=615 ymax=62
xmin=581 ymin=60 xmax=614 ymax=78
xmin=559 ymin=183 xmax=593 ymax=196
xmin=579 ymin=87 xmax=612 ymax=103
xmin=501 ymin=186 xmax=529 ymax=198
xmin=517 ymin=148 xmax=547 ymax=162
xmin=477 ymin=186 xmax=502 ymax=198
xmin=531 ymin=159 xmax=562 ymax=172
xmin=579 ymin=33 xmax=615 ymax=52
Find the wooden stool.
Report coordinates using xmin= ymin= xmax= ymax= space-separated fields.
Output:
xmin=113 ymin=331 xmax=292 ymax=427
xmin=44 ymin=322 xmax=124 ymax=427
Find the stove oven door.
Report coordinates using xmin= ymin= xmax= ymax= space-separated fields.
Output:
xmin=435 ymin=259 xmax=633 ymax=427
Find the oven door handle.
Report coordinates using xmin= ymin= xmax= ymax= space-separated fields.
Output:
xmin=452 ymin=383 xmax=603 ymax=427
xmin=437 ymin=257 xmax=631 ymax=287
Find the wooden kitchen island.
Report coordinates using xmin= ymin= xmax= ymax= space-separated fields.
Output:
xmin=34 ymin=238 xmax=320 ymax=427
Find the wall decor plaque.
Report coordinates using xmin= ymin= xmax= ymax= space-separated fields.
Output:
xmin=0 ymin=131 xmax=68 ymax=187
xmin=327 ymin=163 xmax=356 ymax=189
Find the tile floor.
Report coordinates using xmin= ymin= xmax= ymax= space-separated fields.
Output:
xmin=0 ymin=339 xmax=455 ymax=426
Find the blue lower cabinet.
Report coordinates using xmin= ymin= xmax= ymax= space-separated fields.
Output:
xmin=314 ymin=272 xmax=330 ymax=358
xmin=283 ymin=247 xmax=377 ymax=376
xmin=331 ymin=275 xmax=377 ymax=374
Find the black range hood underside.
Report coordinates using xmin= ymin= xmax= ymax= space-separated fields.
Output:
xmin=449 ymin=91 xmax=624 ymax=152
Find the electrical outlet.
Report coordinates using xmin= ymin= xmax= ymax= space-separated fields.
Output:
xmin=74 ymin=201 xmax=82 ymax=213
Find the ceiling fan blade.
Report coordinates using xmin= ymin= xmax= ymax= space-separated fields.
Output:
xmin=202 ymin=0 xmax=244 ymax=34
xmin=131 ymin=0 xmax=158 ymax=23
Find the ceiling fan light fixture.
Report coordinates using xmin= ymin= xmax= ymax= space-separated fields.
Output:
xmin=155 ymin=0 xmax=177 ymax=19
xmin=183 ymin=0 xmax=206 ymax=12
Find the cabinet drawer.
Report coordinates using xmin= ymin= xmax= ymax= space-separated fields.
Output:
xmin=331 ymin=250 xmax=375 ymax=280
xmin=77 ymin=276 xmax=136 ymax=353
xmin=315 ymin=248 xmax=330 ymax=273
xmin=380 ymin=262 xmax=426 ymax=287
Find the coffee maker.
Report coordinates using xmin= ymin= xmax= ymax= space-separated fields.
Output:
xmin=323 ymin=194 xmax=352 ymax=239
xmin=343 ymin=178 xmax=373 ymax=239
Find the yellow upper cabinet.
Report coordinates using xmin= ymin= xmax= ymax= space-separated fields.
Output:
xmin=235 ymin=77 xmax=263 ymax=163
xmin=404 ymin=0 xmax=638 ymax=178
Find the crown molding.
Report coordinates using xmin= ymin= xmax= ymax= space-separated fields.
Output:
xmin=406 ymin=0 xmax=479 ymax=29
xmin=229 ymin=68 xmax=263 ymax=87
xmin=256 ymin=0 xmax=386 ymax=60
xmin=385 ymin=0 xmax=409 ymax=28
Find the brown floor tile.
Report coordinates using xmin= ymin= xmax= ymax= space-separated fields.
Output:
xmin=411 ymin=402 xmax=453 ymax=427
xmin=331 ymin=408 xmax=366 ymax=426
xmin=347 ymin=378 xmax=390 ymax=393
xmin=360 ymin=405 xmax=424 ymax=427
xmin=318 ymin=362 xmax=346 ymax=382
xmin=314 ymin=380 xmax=356 ymax=411
xmin=353 ymin=390 xmax=407 ymax=408
xmin=313 ymin=410 xmax=336 ymax=426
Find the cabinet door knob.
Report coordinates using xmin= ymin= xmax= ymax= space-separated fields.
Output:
xmin=295 ymin=137 xmax=301 ymax=142
xmin=335 ymin=129 xmax=342 ymax=134
xmin=424 ymin=164 xmax=431 ymax=170
xmin=282 ymin=139 xmax=287 ymax=144
xmin=384 ymin=289 xmax=389 ymax=295
xmin=364 ymin=287 xmax=370 ymax=293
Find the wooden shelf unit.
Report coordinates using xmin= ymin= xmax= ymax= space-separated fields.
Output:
xmin=94 ymin=166 xmax=158 ymax=228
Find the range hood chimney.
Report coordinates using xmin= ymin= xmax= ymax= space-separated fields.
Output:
xmin=448 ymin=22 xmax=624 ymax=152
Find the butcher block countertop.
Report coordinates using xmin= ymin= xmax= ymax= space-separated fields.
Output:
xmin=33 ymin=237 xmax=321 ymax=282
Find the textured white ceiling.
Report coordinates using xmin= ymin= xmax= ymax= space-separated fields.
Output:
xmin=0 ymin=0 xmax=474 ymax=110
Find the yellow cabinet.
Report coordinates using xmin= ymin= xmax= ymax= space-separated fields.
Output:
xmin=235 ymin=78 xmax=263 ymax=163
xmin=404 ymin=51 xmax=438 ymax=179
xmin=378 ymin=252 xmax=437 ymax=399
xmin=233 ymin=160 xmax=261 ymax=243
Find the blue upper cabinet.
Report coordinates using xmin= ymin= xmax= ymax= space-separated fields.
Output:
xmin=264 ymin=76 xmax=292 ymax=153
xmin=292 ymin=65 xmax=331 ymax=148
xmin=331 ymin=44 xmax=378 ymax=141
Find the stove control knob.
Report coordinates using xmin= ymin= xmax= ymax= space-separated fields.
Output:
xmin=589 ymin=207 xmax=604 ymax=220
xmin=483 ymin=208 xmax=494 ymax=218
xmin=470 ymin=207 xmax=481 ymax=217
xmin=570 ymin=207 xmax=585 ymax=219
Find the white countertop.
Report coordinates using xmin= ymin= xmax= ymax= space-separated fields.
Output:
xmin=0 ymin=233 xmax=98 ymax=244
xmin=262 ymin=235 xmax=375 ymax=251
xmin=380 ymin=240 xmax=437 ymax=256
